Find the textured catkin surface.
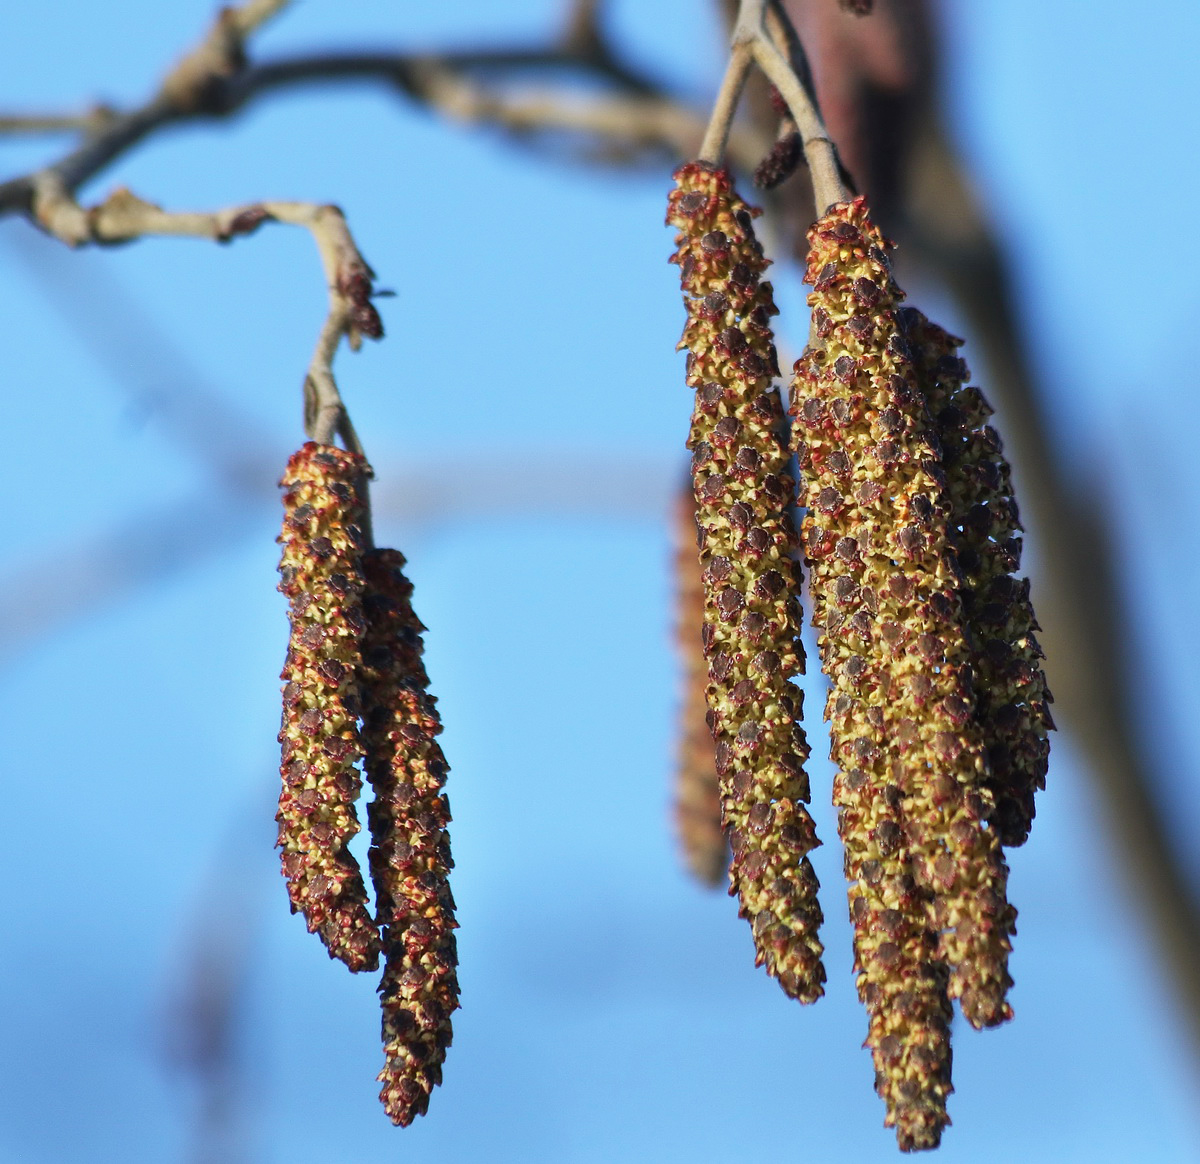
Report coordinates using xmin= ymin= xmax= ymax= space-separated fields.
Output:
xmin=276 ymin=442 xmax=381 ymax=973
xmin=359 ymin=548 xmax=458 ymax=1127
xmin=667 ymin=161 xmax=825 ymax=1003
xmin=672 ymin=482 xmax=729 ymax=888
xmin=907 ymin=309 xmax=1053 ymax=848
xmin=791 ymin=198 xmax=1017 ymax=1148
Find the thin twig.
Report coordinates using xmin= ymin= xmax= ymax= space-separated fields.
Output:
xmin=698 ymin=46 xmax=752 ymax=163
xmin=0 ymin=17 xmax=743 ymax=220
xmin=0 ymin=108 xmax=118 ymax=135
xmin=699 ymin=0 xmax=847 ymax=212
xmin=28 ymin=183 xmax=379 ymax=455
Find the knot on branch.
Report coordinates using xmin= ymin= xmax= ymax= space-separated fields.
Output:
xmin=159 ymin=8 xmax=247 ymax=112
xmin=89 ymin=186 xmax=163 ymax=244
xmin=219 ymin=204 xmax=273 ymax=241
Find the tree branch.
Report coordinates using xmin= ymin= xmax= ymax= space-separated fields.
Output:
xmin=28 ymin=180 xmax=381 ymax=455
xmin=0 ymin=25 xmax=781 ymax=220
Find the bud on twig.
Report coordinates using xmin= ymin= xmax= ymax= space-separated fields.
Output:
xmin=359 ymin=549 xmax=459 ymax=1126
xmin=276 ymin=442 xmax=380 ymax=972
xmin=754 ymin=130 xmax=803 ymax=190
xmin=668 ymin=161 xmax=825 ymax=1002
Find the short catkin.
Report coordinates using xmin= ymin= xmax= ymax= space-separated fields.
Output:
xmin=359 ymin=548 xmax=459 ymax=1126
xmin=904 ymin=309 xmax=1053 ymax=848
xmin=672 ymin=481 xmax=729 ymax=888
xmin=791 ymin=198 xmax=1019 ymax=1146
xmin=667 ymin=161 xmax=825 ymax=1003
xmin=276 ymin=442 xmax=381 ymax=973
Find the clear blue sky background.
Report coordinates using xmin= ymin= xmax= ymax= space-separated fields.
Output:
xmin=2 ymin=2 xmax=1199 ymax=1161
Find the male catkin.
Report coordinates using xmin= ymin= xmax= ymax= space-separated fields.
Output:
xmin=360 ymin=549 xmax=459 ymax=1126
xmin=276 ymin=442 xmax=381 ymax=973
xmin=904 ymin=309 xmax=1053 ymax=848
xmin=791 ymin=198 xmax=1020 ymax=1146
xmin=668 ymin=161 xmax=825 ymax=1002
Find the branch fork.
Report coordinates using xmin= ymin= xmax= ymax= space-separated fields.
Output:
xmin=699 ymin=0 xmax=848 ymax=213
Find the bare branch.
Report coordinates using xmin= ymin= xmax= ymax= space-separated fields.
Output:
xmin=698 ymin=47 xmax=752 ymax=163
xmin=0 ymin=19 xmax=776 ymax=221
xmin=0 ymin=106 xmax=118 ymax=135
xmin=27 ymin=178 xmax=381 ymax=455
xmin=0 ymin=0 xmax=294 ymax=218
xmin=406 ymin=60 xmax=718 ymax=161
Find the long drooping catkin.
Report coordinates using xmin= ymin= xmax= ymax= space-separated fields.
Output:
xmin=904 ymin=309 xmax=1053 ymax=848
xmin=667 ymin=161 xmax=825 ymax=1002
xmin=672 ymin=481 xmax=728 ymax=888
xmin=359 ymin=548 xmax=458 ymax=1126
xmin=276 ymin=442 xmax=381 ymax=973
xmin=791 ymin=198 xmax=1017 ymax=1145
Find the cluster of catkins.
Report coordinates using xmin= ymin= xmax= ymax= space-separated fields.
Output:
xmin=667 ymin=162 xmax=1051 ymax=1151
xmin=276 ymin=442 xmax=458 ymax=1126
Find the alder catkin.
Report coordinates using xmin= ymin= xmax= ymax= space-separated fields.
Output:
xmin=791 ymin=198 xmax=1019 ymax=1145
xmin=668 ymin=161 xmax=825 ymax=1002
xmin=359 ymin=548 xmax=459 ymax=1126
xmin=672 ymin=481 xmax=729 ymax=888
xmin=905 ymin=309 xmax=1053 ymax=848
xmin=276 ymin=442 xmax=381 ymax=973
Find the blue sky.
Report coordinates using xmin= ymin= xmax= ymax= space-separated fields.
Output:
xmin=2 ymin=2 xmax=1199 ymax=1161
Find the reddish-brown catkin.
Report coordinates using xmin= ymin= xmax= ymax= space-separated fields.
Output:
xmin=359 ymin=549 xmax=459 ymax=1126
xmin=668 ymin=161 xmax=825 ymax=1002
xmin=276 ymin=442 xmax=380 ymax=972
xmin=904 ymin=309 xmax=1053 ymax=848
xmin=792 ymin=198 xmax=1017 ymax=1145
xmin=672 ymin=481 xmax=729 ymax=888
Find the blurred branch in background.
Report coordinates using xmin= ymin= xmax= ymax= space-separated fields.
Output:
xmin=161 ymin=816 xmax=266 ymax=1164
xmin=163 ymin=914 xmax=252 ymax=1164
xmin=1 ymin=0 xmax=1197 ymax=1077
xmin=671 ymin=481 xmax=729 ymax=888
xmin=0 ymin=0 xmax=771 ymax=214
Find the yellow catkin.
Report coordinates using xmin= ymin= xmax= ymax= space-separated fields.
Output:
xmin=668 ymin=161 xmax=825 ymax=1002
xmin=360 ymin=549 xmax=459 ymax=1126
xmin=791 ymin=198 xmax=1018 ymax=1147
xmin=672 ymin=482 xmax=729 ymax=888
xmin=276 ymin=442 xmax=381 ymax=973
xmin=904 ymin=309 xmax=1053 ymax=847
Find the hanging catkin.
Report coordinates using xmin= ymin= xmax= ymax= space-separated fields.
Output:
xmin=360 ymin=548 xmax=459 ymax=1126
xmin=276 ymin=442 xmax=381 ymax=973
xmin=904 ymin=309 xmax=1053 ymax=848
xmin=667 ymin=161 xmax=825 ymax=1002
xmin=791 ymin=198 xmax=1019 ymax=1147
